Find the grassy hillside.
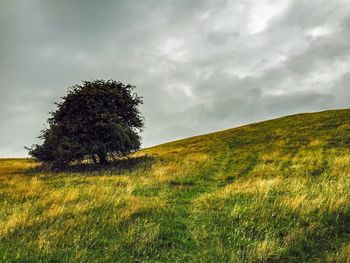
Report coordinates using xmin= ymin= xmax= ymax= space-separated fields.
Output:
xmin=2 ymin=109 xmax=350 ymax=262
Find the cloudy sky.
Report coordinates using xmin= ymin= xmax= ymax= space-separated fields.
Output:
xmin=0 ymin=0 xmax=349 ymax=157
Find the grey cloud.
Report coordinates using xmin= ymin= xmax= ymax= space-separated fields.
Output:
xmin=0 ymin=0 xmax=349 ymax=157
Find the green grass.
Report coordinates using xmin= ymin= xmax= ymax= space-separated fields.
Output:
xmin=2 ymin=109 xmax=350 ymax=262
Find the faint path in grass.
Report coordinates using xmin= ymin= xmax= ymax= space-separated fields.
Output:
xmin=149 ymin=134 xmax=236 ymax=261
xmin=157 ymin=133 xmax=257 ymax=261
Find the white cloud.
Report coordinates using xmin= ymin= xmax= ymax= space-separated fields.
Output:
xmin=158 ymin=38 xmax=188 ymax=62
xmin=248 ymin=0 xmax=291 ymax=34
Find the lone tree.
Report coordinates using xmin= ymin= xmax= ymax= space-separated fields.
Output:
xmin=28 ymin=79 xmax=144 ymax=168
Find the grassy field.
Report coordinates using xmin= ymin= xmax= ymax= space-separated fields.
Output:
xmin=2 ymin=109 xmax=350 ymax=262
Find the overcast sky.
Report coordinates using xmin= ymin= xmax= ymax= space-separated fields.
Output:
xmin=0 ymin=0 xmax=350 ymax=157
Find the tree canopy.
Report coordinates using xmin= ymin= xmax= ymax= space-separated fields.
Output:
xmin=28 ymin=79 xmax=144 ymax=168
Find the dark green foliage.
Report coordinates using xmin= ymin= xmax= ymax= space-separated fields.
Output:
xmin=28 ymin=80 xmax=144 ymax=167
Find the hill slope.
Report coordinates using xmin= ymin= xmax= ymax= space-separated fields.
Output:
xmin=1 ymin=109 xmax=350 ymax=262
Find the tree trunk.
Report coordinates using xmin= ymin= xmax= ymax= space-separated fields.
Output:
xmin=91 ymin=155 xmax=98 ymax=164
xmin=98 ymin=153 xmax=107 ymax=165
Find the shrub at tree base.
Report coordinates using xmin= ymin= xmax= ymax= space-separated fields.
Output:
xmin=28 ymin=80 xmax=144 ymax=168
